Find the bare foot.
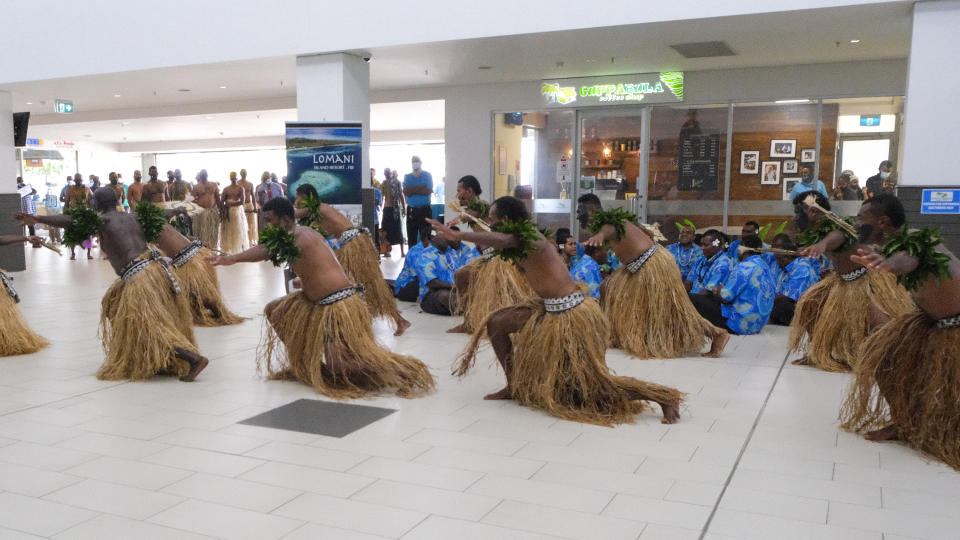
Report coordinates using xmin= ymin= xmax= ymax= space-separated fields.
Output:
xmin=791 ymin=356 xmax=812 ymax=366
xmin=484 ymin=387 xmax=512 ymax=400
xmin=394 ymin=317 xmax=411 ymax=336
xmin=660 ymin=400 xmax=681 ymax=424
xmin=87 ymin=254 xmax=94 ymax=260
xmin=180 ymin=356 xmax=209 ymax=382
xmin=446 ymin=323 xmax=470 ymax=334
xmin=70 ymin=254 xmax=76 ymax=260
xmin=702 ymin=331 xmax=730 ymax=358
xmin=865 ymin=424 xmax=901 ymax=441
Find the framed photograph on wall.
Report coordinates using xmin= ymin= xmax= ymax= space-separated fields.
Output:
xmin=783 ymin=159 xmax=799 ymax=174
xmin=497 ymin=145 xmax=507 ymax=175
xmin=800 ymin=148 xmax=816 ymax=162
xmin=770 ymin=139 xmax=796 ymax=158
xmin=740 ymin=151 xmax=760 ymax=174
xmin=783 ymin=177 xmax=801 ymax=200
xmin=761 ymin=161 xmax=781 ymax=185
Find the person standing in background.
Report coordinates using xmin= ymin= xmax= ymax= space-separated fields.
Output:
xmin=16 ymin=177 xmax=40 ymax=243
xmin=403 ymin=156 xmax=433 ymax=248
xmin=865 ymin=160 xmax=893 ymax=199
xmin=127 ymin=170 xmax=144 ymax=207
xmin=380 ymin=168 xmax=406 ymax=258
xmin=238 ymin=169 xmax=258 ymax=246
xmin=256 ymin=171 xmax=285 ymax=233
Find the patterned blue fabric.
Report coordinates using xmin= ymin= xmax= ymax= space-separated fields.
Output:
xmin=451 ymin=243 xmax=481 ymax=268
xmin=373 ymin=189 xmax=383 ymax=225
xmin=570 ymin=256 xmax=604 ymax=298
xmin=394 ymin=243 xmax=425 ymax=294
xmin=720 ymin=255 xmax=775 ymax=335
xmin=667 ymin=242 xmax=702 ymax=281
xmin=689 ymin=251 xmax=735 ymax=294
xmin=811 ymin=255 xmax=834 ymax=276
xmin=606 ymin=249 xmax=621 ymax=271
xmin=414 ymin=245 xmax=456 ymax=301
xmin=326 ymin=237 xmax=340 ymax=250
xmin=775 ymin=257 xmax=819 ymax=301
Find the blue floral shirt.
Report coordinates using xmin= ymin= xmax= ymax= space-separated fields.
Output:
xmin=774 ymin=257 xmax=819 ymax=301
xmin=689 ymin=251 xmax=735 ymax=294
xmin=394 ymin=243 xmax=426 ymax=294
xmin=667 ymin=242 xmax=702 ymax=281
xmin=720 ymin=255 xmax=775 ymax=335
xmin=570 ymin=256 xmax=604 ymax=298
xmin=414 ymin=245 xmax=456 ymax=301
xmin=450 ymin=243 xmax=481 ymax=268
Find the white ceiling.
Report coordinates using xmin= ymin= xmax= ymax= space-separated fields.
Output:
xmin=11 ymin=2 xmax=911 ymax=145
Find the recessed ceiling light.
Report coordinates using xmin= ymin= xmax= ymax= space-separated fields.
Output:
xmin=478 ymin=66 xmax=492 ymax=70
xmin=219 ymin=85 xmax=227 ymax=89
xmin=113 ymin=94 xmax=121 ymax=98
xmin=178 ymin=88 xmax=191 ymax=92
xmin=850 ymin=39 xmax=861 ymax=44
xmin=205 ymin=116 xmax=213 ymax=120
xmin=25 ymin=101 xmax=32 ymax=105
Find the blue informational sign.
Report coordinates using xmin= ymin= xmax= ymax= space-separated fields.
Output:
xmin=859 ymin=115 xmax=881 ymax=127
xmin=921 ymin=189 xmax=960 ymax=214
xmin=285 ymin=122 xmax=363 ymax=205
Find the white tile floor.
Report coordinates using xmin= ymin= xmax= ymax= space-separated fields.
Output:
xmin=2 ymin=247 xmax=959 ymax=539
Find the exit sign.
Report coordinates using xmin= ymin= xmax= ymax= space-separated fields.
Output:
xmin=859 ymin=114 xmax=881 ymax=127
xmin=54 ymin=99 xmax=74 ymax=114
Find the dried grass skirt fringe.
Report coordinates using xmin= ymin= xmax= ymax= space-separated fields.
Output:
xmin=336 ymin=232 xmax=401 ymax=326
xmin=0 ymin=291 xmax=48 ymax=356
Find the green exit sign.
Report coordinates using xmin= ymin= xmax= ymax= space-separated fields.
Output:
xmin=54 ymin=99 xmax=74 ymax=114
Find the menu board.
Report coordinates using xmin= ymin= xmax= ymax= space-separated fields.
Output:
xmin=678 ymin=134 xmax=720 ymax=192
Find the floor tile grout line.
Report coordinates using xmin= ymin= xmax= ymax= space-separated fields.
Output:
xmin=0 ymin=381 xmax=129 ymax=419
xmin=697 ymin=349 xmax=792 ymax=540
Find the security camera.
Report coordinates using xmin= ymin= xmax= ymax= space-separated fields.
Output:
xmin=362 ymin=55 xmax=372 ymax=63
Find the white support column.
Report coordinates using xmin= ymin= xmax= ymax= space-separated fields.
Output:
xmin=0 ymin=91 xmax=14 ymax=195
xmin=140 ymin=153 xmax=157 ymax=175
xmin=296 ymin=53 xmax=371 ymax=187
xmin=901 ymin=0 xmax=960 ymax=187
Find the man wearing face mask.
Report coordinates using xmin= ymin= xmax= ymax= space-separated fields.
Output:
xmin=403 ymin=156 xmax=434 ymax=248
xmin=789 ymin=166 xmax=829 ymax=201
xmin=865 ymin=160 xmax=893 ymax=199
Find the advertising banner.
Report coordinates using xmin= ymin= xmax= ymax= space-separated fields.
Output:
xmin=286 ymin=122 xmax=363 ymax=222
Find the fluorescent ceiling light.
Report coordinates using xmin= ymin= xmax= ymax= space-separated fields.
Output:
xmin=850 ymin=39 xmax=861 ymax=44
xmin=113 ymin=94 xmax=121 ymax=98
xmin=219 ymin=85 xmax=227 ymax=89
xmin=775 ymin=99 xmax=811 ymax=104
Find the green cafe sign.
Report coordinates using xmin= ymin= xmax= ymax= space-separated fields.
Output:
xmin=541 ymin=71 xmax=684 ymax=107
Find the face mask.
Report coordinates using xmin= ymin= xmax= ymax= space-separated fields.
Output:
xmin=857 ymin=223 xmax=874 ymax=244
xmin=880 ymin=171 xmax=891 ymax=179
xmin=412 ymin=162 xmax=421 ymax=170
xmin=801 ymin=174 xmax=812 ymax=182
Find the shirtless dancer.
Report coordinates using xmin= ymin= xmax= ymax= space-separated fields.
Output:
xmin=63 ymin=173 xmax=93 ymax=260
xmin=126 ymin=170 xmax=144 ymax=208
xmin=579 ymin=194 xmax=729 ymax=358
xmin=220 ymin=172 xmax=249 ymax=254
xmin=108 ymin=172 xmax=126 ymax=211
xmin=209 ymin=197 xmax=432 ymax=398
xmin=17 ymin=188 xmax=208 ymax=381
xmin=431 ymin=196 xmax=684 ymax=425
xmin=238 ymin=169 xmax=258 ymax=246
xmin=192 ymin=169 xmax=221 ymax=250
xmin=294 ymin=184 xmax=411 ymax=335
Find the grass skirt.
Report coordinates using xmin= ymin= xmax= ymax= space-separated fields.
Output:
xmin=604 ymin=248 xmax=711 ymax=358
xmin=176 ymin=248 xmax=244 ymax=326
xmin=336 ymin=233 xmax=401 ymax=325
xmin=0 ymin=291 xmax=49 ymax=356
xmin=840 ymin=310 xmax=960 ymax=470
xmin=454 ymin=256 xmax=532 ymax=335
xmin=194 ymin=207 xmax=220 ymax=250
xmin=98 ymin=259 xmax=197 ymax=380
xmin=220 ymin=205 xmax=249 ymax=254
xmin=788 ymin=271 xmax=912 ymax=372
xmin=243 ymin=202 xmax=258 ymax=245
xmin=457 ymin=292 xmax=684 ymax=426
xmin=260 ymin=291 xmax=434 ymax=399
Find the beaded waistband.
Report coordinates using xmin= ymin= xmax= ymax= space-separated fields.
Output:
xmin=626 ymin=244 xmax=658 ymax=274
xmin=316 ymin=283 xmax=366 ymax=306
xmin=482 ymin=247 xmax=496 ymax=261
xmin=119 ymin=248 xmax=182 ymax=295
xmin=0 ymin=270 xmax=19 ymax=303
xmin=840 ymin=267 xmax=869 ymax=282
xmin=171 ymin=240 xmax=202 ymax=268
xmin=543 ymin=292 xmax=586 ymax=314
xmin=935 ymin=313 xmax=960 ymax=330
xmin=339 ymin=227 xmax=369 ymax=247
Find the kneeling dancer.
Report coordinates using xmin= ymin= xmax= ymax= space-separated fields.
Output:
xmin=840 ymin=225 xmax=960 ymax=470
xmin=0 ymin=235 xmax=49 ymax=355
xmin=209 ymin=197 xmax=433 ymax=399
xmin=578 ymin=194 xmax=729 ymax=358
xmin=295 ymin=184 xmax=411 ymax=336
xmin=431 ymin=196 xmax=683 ymax=426
xmin=137 ymin=202 xmax=244 ymax=326
xmin=17 ymin=188 xmax=208 ymax=381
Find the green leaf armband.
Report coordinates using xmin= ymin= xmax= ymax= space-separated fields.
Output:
xmin=492 ymin=218 xmax=540 ymax=264
xmin=134 ymin=201 xmax=167 ymax=243
xmin=588 ymin=207 xmax=638 ymax=241
xmin=798 ymin=216 xmax=857 ymax=251
xmin=881 ymin=226 xmax=952 ymax=292
xmin=258 ymin=225 xmax=301 ymax=267
xmin=62 ymin=204 xmax=103 ymax=248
